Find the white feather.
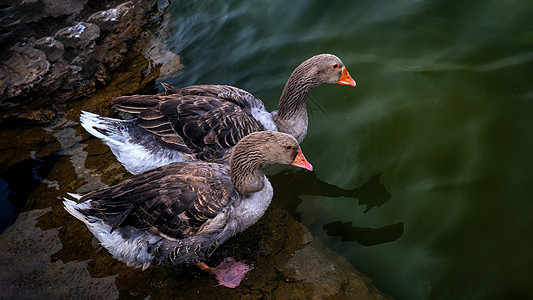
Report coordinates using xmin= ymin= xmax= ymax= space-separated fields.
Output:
xmin=63 ymin=195 xmax=162 ymax=269
xmin=230 ymin=176 xmax=273 ymax=230
xmin=80 ymin=111 xmax=187 ymax=174
xmin=250 ymin=105 xmax=278 ymax=132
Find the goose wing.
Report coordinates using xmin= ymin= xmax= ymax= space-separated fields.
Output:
xmin=113 ymin=85 xmax=266 ymax=161
xmin=79 ymin=162 xmax=236 ymax=240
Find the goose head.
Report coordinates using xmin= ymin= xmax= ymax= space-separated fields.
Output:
xmin=292 ymin=54 xmax=356 ymax=88
xmin=230 ymin=131 xmax=312 ymax=194
xmin=277 ymin=54 xmax=356 ymax=125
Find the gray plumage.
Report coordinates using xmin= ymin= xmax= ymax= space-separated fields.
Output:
xmin=80 ymin=54 xmax=354 ymax=174
xmin=63 ymin=131 xmax=307 ymax=270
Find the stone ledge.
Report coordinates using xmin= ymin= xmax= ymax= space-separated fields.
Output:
xmin=0 ymin=0 xmax=167 ymax=108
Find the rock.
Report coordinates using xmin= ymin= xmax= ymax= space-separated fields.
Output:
xmin=0 ymin=0 xmax=169 ymax=108
xmin=284 ymin=228 xmax=391 ymax=299
xmin=0 ymin=42 xmax=50 ymax=101
xmin=34 ymin=37 xmax=65 ymax=62
xmin=0 ymin=208 xmax=119 ymax=299
xmin=19 ymin=0 xmax=88 ymax=21
xmin=54 ymin=22 xmax=100 ymax=49
xmin=15 ymin=109 xmax=57 ymax=124
xmin=95 ymin=63 xmax=111 ymax=85
xmin=88 ymin=1 xmax=136 ymax=31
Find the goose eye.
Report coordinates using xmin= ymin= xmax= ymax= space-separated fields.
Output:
xmin=286 ymin=145 xmax=293 ymax=150
xmin=332 ymin=64 xmax=339 ymax=69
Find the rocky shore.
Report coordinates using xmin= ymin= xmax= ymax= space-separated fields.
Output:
xmin=1 ymin=0 xmax=168 ymax=109
xmin=0 ymin=1 xmax=391 ymax=299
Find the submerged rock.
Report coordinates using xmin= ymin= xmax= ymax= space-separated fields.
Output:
xmin=0 ymin=208 xmax=119 ymax=299
xmin=284 ymin=228 xmax=389 ymax=299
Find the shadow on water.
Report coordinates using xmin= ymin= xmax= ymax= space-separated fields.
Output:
xmin=269 ymin=170 xmax=403 ymax=246
xmin=323 ymin=221 xmax=404 ymax=246
xmin=0 ymin=153 xmax=60 ymax=234
xmin=270 ymin=171 xmax=392 ymax=217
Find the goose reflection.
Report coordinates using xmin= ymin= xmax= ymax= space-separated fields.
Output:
xmin=268 ymin=170 xmax=404 ymax=246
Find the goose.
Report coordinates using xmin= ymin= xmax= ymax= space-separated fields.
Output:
xmin=63 ymin=131 xmax=313 ymax=288
xmin=80 ymin=54 xmax=355 ymax=174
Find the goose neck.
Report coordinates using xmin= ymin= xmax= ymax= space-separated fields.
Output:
xmin=230 ymin=150 xmax=265 ymax=195
xmin=277 ymin=79 xmax=312 ymax=121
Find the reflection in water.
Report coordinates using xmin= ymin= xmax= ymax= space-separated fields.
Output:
xmin=0 ymin=154 xmax=59 ymax=234
xmin=0 ymin=117 xmax=111 ymax=234
xmin=270 ymin=170 xmax=391 ymax=217
xmin=48 ymin=118 xmax=108 ymax=194
xmin=269 ymin=170 xmax=400 ymax=246
xmin=306 ymin=94 xmax=326 ymax=120
xmin=323 ymin=221 xmax=404 ymax=246
xmin=0 ymin=178 xmax=14 ymax=234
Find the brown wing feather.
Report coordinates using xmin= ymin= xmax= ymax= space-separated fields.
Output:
xmin=80 ymin=162 xmax=236 ymax=239
xmin=180 ymin=85 xmax=260 ymax=109
xmin=112 ymin=84 xmax=267 ymax=162
xmin=113 ymin=95 xmax=162 ymax=113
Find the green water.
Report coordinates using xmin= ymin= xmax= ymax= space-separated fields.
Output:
xmin=164 ymin=1 xmax=533 ymax=299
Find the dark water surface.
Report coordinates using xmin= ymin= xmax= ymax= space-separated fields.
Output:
xmin=162 ymin=1 xmax=533 ymax=299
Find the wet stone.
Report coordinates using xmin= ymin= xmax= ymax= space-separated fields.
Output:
xmin=0 ymin=0 xmax=166 ymax=106
xmin=54 ymin=22 xmax=101 ymax=49
xmin=34 ymin=37 xmax=65 ymax=62
xmin=0 ymin=43 xmax=50 ymax=100
xmin=15 ymin=108 xmax=57 ymax=124
xmin=19 ymin=0 xmax=88 ymax=21
xmin=88 ymin=1 xmax=136 ymax=31
xmin=0 ymin=208 xmax=119 ymax=299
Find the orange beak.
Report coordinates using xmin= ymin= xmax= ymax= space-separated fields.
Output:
xmin=291 ymin=150 xmax=313 ymax=171
xmin=337 ymin=67 xmax=356 ymax=87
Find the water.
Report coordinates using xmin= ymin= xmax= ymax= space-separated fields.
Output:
xmin=162 ymin=0 xmax=533 ymax=299
xmin=0 ymin=153 xmax=59 ymax=234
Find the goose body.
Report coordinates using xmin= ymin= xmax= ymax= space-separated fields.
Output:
xmin=81 ymin=54 xmax=355 ymax=174
xmin=63 ymin=131 xmax=313 ymax=287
